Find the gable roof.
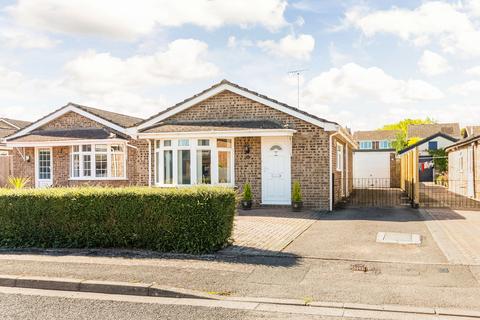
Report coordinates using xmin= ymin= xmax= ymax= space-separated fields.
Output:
xmin=353 ymin=130 xmax=400 ymax=141
xmin=141 ymin=119 xmax=287 ymax=133
xmin=407 ymin=123 xmax=460 ymax=139
xmin=0 ymin=118 xmax=31 ymax=130
xmin=8 ymin=128 xmax=128 ymax=143
xmin=445 ymin=134 xmax=480 ymax=152
xmin=137 ymin=79 xmax=339 ymax=131
xmin=6 ymin=103 xmax=143 ymax=140
xmin=398 ymin=132 xmax=458 ymax=155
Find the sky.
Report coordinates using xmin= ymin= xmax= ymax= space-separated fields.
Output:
xmin=0 ymin=0 xmax=480 ymax=131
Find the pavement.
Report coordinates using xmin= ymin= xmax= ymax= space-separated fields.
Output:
xmin=422 ymin=208 xmax=480 ymax=265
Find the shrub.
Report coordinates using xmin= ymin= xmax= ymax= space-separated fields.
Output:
xmin=242 ymin=183 xmax=252 ymax=201
xmin=8 ymin=176 xmax=30 ymax=189
xmin=0 ymin=186 xmax=236 ymax=254
xmin=292 ymin=181 xmax=302 ymax=202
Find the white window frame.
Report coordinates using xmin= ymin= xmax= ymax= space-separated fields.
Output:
xmin=359 ymin=141 xmax=372 ymax=150
xmin=336 ymin=143 xmax=344 ymax=172
xmin=379 ymin=140 xmax=390 ymax=149
xmin=69 ymin=143 xmax=127 ymax=180
xmin=155 ymin=138 xmax=235 ymax=187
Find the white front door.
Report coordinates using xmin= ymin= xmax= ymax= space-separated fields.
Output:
xmin=36 ymin=148 xmax=53 ymax=188
xmin=261 ymin=137 xmax=291 ymax=205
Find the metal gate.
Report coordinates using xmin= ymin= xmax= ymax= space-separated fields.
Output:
xmin=345 ymin=178 xmax=409 ymax=208
xmin=419 ymin=181 xmax=480 ymax=209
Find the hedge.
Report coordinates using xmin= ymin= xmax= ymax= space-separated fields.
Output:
xmin=0 ymin=186 xmax=236 ymax=254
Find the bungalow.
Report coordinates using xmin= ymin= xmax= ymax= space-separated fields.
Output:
xmin=445 ymin=134 xmax=480 ymax=200
xmin=6 ymin=80 xmax=356 ymax=210
xmin=0 ymin=118 xmax=31 ymax=155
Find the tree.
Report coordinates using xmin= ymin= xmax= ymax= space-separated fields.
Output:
xmin=381 ymin=118 xmax=435 ymax=152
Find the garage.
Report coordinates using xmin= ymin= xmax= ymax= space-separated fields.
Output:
xmin=353 ymin=150 xmax=393 ymax=188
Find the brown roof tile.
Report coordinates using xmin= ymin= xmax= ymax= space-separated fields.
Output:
xmin=70 ymin=103 xmax=144 ymax=128
xmin=9 ymin=128 xmax=128 ymax=143
xmin=353 ymin=130 xmax=401 ymax=141
xmin=407 ymin=123 xmax=460 ymax=139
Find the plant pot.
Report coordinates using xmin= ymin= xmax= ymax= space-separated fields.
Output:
xmin=292 ymin=201 xmax=303 ymax=212
xmin=241 ymin=200 xmax=253 ymax=210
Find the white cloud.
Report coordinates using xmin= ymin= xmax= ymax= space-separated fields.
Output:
xmin=466 ymin=65 xmax=480 ymax=76
xmin=258 ymin=34 xmax=315 ymax=60
xmin=303 ymin=63 xmax=444 ymax=105
xmin=63 ymin=39 xmax=219 ymax=94
xmin=346 ymin=2 xmax=480 ymax=57
xmin=328 ymin=43 xmax=351 ymax=66
xmin=418 ymin=50 xmax=451 ymax=76
xmin=449 ymin=80 xmax=480 ymax=96
xmin=0 ymin=28 xmax=57 ymax=49
xmin=7 ymin=0 xmax=287 ymax=40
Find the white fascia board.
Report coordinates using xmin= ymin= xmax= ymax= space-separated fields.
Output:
xmin=137 ymin=83 xmax=339 ymax=131
xmin=0 ymin=119 xmax=20 ymax=129
xmin=6 ymin=138 xmax=127 ymax=148
xmin=335 ymin=130 xmax=358 ymax=149
xmin=6 ymin=104 xmax=131 ymax=140
xmin=137 ymin=129 xmax=296 ymax=139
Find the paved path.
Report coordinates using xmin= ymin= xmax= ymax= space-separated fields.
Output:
xmin=422 ymin=209 xmax=480 ymax=265
xmin=220 ymin=209 xmax=317 ymax=255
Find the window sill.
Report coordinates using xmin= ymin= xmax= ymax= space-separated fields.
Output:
xmin=154 ymin=183 xmax=234 ymax=188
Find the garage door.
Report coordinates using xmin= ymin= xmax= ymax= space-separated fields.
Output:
xmin=353 ymin=151 xmax=390 ymax=188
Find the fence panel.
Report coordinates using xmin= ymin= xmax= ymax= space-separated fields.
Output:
xmin=0 ymin=156 xmax=12 ymax=187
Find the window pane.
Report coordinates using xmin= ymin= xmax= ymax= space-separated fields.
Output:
xmin=95 ymin=144 xmax=107 ymax=152
xmin=83 ymin=154 xmax=91 ymax=177
xmin=198 ymin=139 xmax=210 ymax=146
xmin=38 ymin=150 xmax=51 ymax=180
xmin=72 ymin=154 xmax=80 ymax=177
xmin=218 ymin=151 xmax=231 ymax=184
xmin=82 ymin=145 xmax=91 ymax=152
xmin=95 ymin=154 xmax=107 ymax=177
xmin=73 ymin=145 xmax=80 ymax=153
xmin=110 ymin=153 xmax=124 ymax=177
xmin=196 ymin=150 xmax=211 ymax=184
xmin=163 ymin=140 xmax=172 ymax=147
xmin=163 ymin=150 xmax=173 ymax=184
xmin=178 ymin=139 xmax=189 ymax=147
xmin=217 ymin=139 xmax=232 ymax=148
xmin=110 ymin=145 xmax=123 ymax=153
xmin=177 ymin=150 xmax=191 ymax=184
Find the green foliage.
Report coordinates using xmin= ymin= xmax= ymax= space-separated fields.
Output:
xmin=407 ymin=137 xmax=422 ymax=146
xmin=292 ymin=181 xmax=302 ymax=202
xmin=0 ymin=186 xmax=236 ymax=254
xmin=7 ymin=176 xmax=30 ymax=189
xmin=381 ymin=118 xmax=435 ymax=152
xmin=242 ymin=183 xmax=252 ymax=201
xmin=429 ymin=149 xmax=448 ymax=173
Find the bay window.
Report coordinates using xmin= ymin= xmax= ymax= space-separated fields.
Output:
xmin=70 ymin=143 xmax=126 ymax=179
xmin=155 ymin=138 xmax=234 ymax=186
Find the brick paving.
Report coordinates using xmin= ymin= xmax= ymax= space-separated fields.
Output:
xmin=220 ymin=208 xmax=318 ymax=255
xmin=422 ymin=208 xmax=480 ymax=265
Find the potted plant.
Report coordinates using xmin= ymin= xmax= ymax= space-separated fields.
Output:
xmin=241 ymin=183 xmax=253 ymax=210
xmin=292 ymin=181 xmax=303 ymax=212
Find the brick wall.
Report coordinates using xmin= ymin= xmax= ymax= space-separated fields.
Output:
xmin=235 ymin=137 xmax=262 ymax=206
xmin=166 ymin=91 xmax=333 ymax=209
xmin=12 ymin=147 xmax=35 ymax=187
xmin=39 ymin=112 xmax=103 ymax=130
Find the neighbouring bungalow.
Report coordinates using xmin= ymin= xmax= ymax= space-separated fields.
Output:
xmin=445 ymin=134 xmax=480 ymax=201
xmin=6 ymin=80 xmax=356 ymax=210
xmin=352 ymin=130 xmax=400 ymax=188
xmin=398 ymin=132 xmax=458 ymax=182
xmin=0 ymin=117 xmax=31 ymax=155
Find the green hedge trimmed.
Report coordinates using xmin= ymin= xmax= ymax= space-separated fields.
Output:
xmin=0 ymin=187 xmax=236 ymax=254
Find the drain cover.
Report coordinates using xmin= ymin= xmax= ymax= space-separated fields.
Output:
xmin=376 ymin=232 xmax=421 ymax=245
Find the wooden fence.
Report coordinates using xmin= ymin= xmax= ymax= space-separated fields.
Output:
xmin=0 ymin=156 xmax=13 ymax=187
xmin=399 ymin=147 xmax=419 ymax=206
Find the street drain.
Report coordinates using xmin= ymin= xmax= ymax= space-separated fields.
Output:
xmin=438 ymin=267 xmax=449 ymax=273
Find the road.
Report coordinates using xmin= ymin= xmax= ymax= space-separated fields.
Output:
xmin=0 ymin=288 xmax=352 ymax=320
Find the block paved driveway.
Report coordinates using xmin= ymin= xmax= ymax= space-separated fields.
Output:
xmin=422 ymin=208 xmax=480 ymax=265
xmin=220 ymin=208 xmax=317 ymax=255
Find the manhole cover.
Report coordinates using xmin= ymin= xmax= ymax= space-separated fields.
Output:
xmin=376 ymin=232 xmax=421 ymax=245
